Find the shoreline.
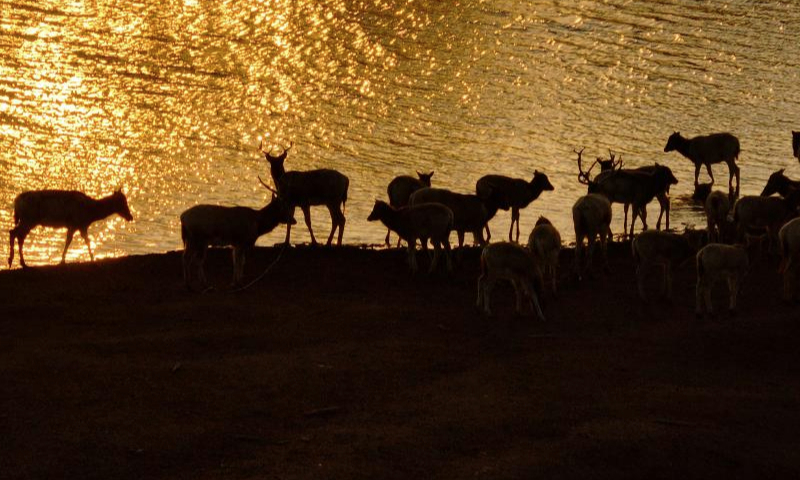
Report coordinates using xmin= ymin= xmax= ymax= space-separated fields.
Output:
xmin=2 ymin=243 xmax=799 ymax=479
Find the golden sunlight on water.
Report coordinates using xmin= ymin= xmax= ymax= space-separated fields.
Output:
xmin=1 ymin=0 xmax=799 ymax=266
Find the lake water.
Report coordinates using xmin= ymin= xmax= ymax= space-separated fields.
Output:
xmin=2 ymin=0 xmax=799 ymax=266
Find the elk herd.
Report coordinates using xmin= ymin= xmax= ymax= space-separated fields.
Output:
xmin=7 ymin=131 xmax=800 ymax=319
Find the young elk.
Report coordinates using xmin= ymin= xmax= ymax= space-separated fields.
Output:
xmin=732 ymin=193 xmax=800 ymax=253
xmin=8 ymin=189 xmax=133 ymax=268
xmin=385 ymin=171 xmax=434 ymax=246
xmin=475 ymin=171 xmax=555 ymax=242
xmin=572 ymin=193 xmax=612 ymax=280
xmin=476 ymin=242 xmax=545 ymax=320
xmin=664 ymin=131 xmax=741 ymax=197
xmin=409 ymin=187 xmax=497 ymax=248
xmin=260 ymin=141 xmax=349 ymax=246
xmin=180 ymin=195 xmax=296 ymax=290
xmin=527 ymin=216 xmax=561 ymax=295
xmin=695 ymin=243 xmax=749 ymax=317
xmin=632 ymin=229 xmax=704 ymax=301
xmin=760 ymin=168 xmax=800 ymax=198
xmin=705 ymin=190 xmax=732 ymax=243
xmin=367 ymin=200 xmax=453 ymax=274
xmin=778 ymin=217 xmax=800 ymax=302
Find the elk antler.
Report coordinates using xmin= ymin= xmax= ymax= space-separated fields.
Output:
xmin=575 ymin=147 xmax=594 ymax=185
xmin=259 ymin=139 xmax=294 ymax=158
xmin=258 ymin=175 xmax=279 ymax=195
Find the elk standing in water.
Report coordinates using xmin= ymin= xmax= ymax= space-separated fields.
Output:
xmin=260 ymin=141 xmax=349 ymax=247
xmin=663 ymin=131 xmax=741 ymax=197
xmin=385 ymin=171 xmax=434 ymax=247
xmin=475 ymin=171 xmax=554 ymax=243
xmin=8 ymin=189 xmax=133 ymax=268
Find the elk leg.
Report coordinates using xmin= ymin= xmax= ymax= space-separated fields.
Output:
xmin=484 ymin=223 xmax=492 ymax=243
xmin=300 ymin=205 xmax=317 ymax=245
xmin=8 ymin=227 xmax=18 ymax=267
xmin=705 ymin=163 xmax=715 ymax=184
xmin=428 ymin=242 xmax=441 ymax=274
xmin=80 ymin=229 xmax=94 ymax=261
xmin=407 ymin=242 xmax=418 ymax=273
xmin=727 ymin=275 xmax=739 ymax=313
xmin=62 ymin=229 xmax=76 ymax=264
xmin=694 ymin=163 xmax=701 ymax=187
xmin=16 ymin=228 xmax=29 ymax=268
xmin=443 ymin=238 xmax=453 ymax=272
xmin=385 ymin=228 xmax=391 ymax=247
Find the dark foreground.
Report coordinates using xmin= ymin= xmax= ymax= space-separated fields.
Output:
xmin=1 ymin=243 xmax=799 ymax=479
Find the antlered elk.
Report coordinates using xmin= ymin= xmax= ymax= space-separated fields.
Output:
xmin=527 ymin=216 xmax=561 ymax=294
xmin=695 ymin=243 xmax=749 ymax=317
xmin=180 ymin=195 xmax=296 ymax=290
xmin=260 ymin=141 xmax=349 ymax=246
xmin=367 ymin=200 xmax=453 ymax=274
xmin=632 ymin=229 xmax=704 ymax=301
xmin=475 ymin=171 xmax=554 ymax=242
xmin=8 ymin=189 xmax=133 ymax=268
xmin=385 ymin=171 xmax=434 ymax=246
xmin=409 ymin=187 xmax=497 ymax=248
xmin=760 ymin=169 xmax=800 ymax=198
xmin=778 ymin=217 xmax=800 ymax=302
xmin=664 ymin=131 xmax=741 ymax=197
xmin=572 ymin=193 xmax=612 ymax=279
xmin=476 ymin=242 xmax=545 ymax=320
xmin=577 ymin=148 xmax=677 ymax=237
xmin=705 ymin=190 xmax=732 ymax=243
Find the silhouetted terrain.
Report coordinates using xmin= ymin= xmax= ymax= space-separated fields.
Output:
xmin=1 ymin=244 xmax=799 ymax=479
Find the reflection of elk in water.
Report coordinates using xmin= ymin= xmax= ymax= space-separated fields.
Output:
xmin=385 ymin=171 xmax=434 ymax=247
xmin=664 ymin=131 xmax=741 ymax=197
xmin=180 ymin=194 xmax=295 ymax=290
xmin=260 ymin=141 xmax=349 ymax=247
xmin=8 ymin=189 xmax=133 ymax=268
xmin=576 ymin=148 xmax=677 ymax=237
xmin=476 ymin=241 xmax=545 ymax=320
xmin=367 ymin=200 xmax=453 ymax=274
xmin=475 ymin=171 xmax=554 ymax=243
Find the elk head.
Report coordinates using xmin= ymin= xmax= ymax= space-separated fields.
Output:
xmin=260 ymin=140 xmax=294 ymax=167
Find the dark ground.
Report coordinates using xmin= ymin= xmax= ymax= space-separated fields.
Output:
xmin=1 ymin=242 xmax=799 ymax=479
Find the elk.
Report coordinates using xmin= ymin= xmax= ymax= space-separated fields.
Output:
xmin=8 ymin=189 xmax=133 ymax=268
xmin=385 ymin=171 xmax=434 ymax=247
xmin=577 ymin=148 xmax=677 ymax=238
xmin=475 ymin=171 xmax=555 ymax=242
xmin=527 ymin=216 xmax=561 ymax=295
xmin=632 ymin=229 xmax=705 ymax=301
xmin=760 ymin=168 xmax=800 ymax=198
xmin=476 ymin=241 xmax=545 ymax=320
xmin=704 ymin=190 xmax=732 ymax=243
xmin=732 ymin=193 xmax=800 ymax=253
xmin=793 ymin=131 xmax=800 ymax=161
xmin=572 ymin=193 xmax=612 ymax=279
xmin=695 ymin=243 xmax=749 ymax=317
xmin=663 ymin=131 xmax=741 ymax=197
xmin=367 ymin=200 xmax=453 ymax=274
xmin=260 ymin=141 xmax=349 ymax=247
xmin=180 ymin=194 xmax=295 ymax=290
xmin=778 ymin=217 xmax=800 ymax=302
xmin=409 ymin=187 xmax=497 ymax=248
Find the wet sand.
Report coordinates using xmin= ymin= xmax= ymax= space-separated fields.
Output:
xmin=1 ymin=243 xmax=799 ymax=479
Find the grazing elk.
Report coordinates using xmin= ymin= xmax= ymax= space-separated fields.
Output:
xmin=8 ymin=189 xmax=133 ymax=268
xmin=760 ymin=168 xmax=800 ymax=198
xmin=367 ymin=200 xmax=453 ymax=274
xmin=409 ymin=187 xmax=497 ymax=248
xmin=577 ymin=148 xmax=677 ymax=237
xmin=527 ymin=216 xmax=561 ymax=295
xmin=385 ymin=171 xmax=434 ymax=247
xmin=632 ymin=229 xmax=705 ymax=301
xmin=664 ymin=131 xmax=741 ymax=197
xmin=572 ymin=193 xmax=612 ymax=279
xmin=778 ymin=217 xmax=800 ymax=302
xmin=476 ymin=242 xmax=545 ymax=320
xmin=704 ymin=190 xmax=732 ymax=243
xmin=793 ymin=131 xmax=800 ymax=161
xmin=180 ymin=194 xmax=296 ymax=290
xmin=475 ymin=171 xmax=554 ymax=242
xmin=695 ymin=243 xmax=749 ymax=317
xmin=260 ymin=141 xmax=349 ymax=247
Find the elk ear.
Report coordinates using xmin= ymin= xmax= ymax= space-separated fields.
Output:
xmin=779 ymin=168 xmax=786 ymax=175
xmin=534 ymin=169 xmax=540 ymax=175
xmin=429 ymin=171 xmax=434 ymax=177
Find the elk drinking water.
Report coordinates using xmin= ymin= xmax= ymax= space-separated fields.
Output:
xmin=8 ymin=189 xmax=133 ymax=268
xmin=475 ymin=171 xmax=554 ymax=243
xmin=260 ymin=141 xmax=349 ymax=247
xmin=663 ymin=131 xmax=741 ymax=197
